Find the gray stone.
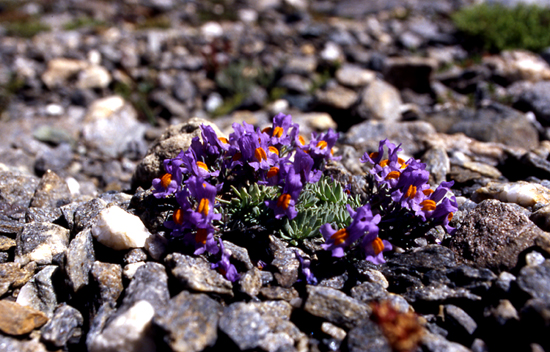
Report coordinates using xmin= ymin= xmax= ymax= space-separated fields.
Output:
xmin=278 ymin=74 xmax=312 ymax=94
xmin=73 ymin=198 xmax=107 ymax=234
xmin=34 ymin=143 xmax=74 ymax=176
xmin=239 ymin=267 xmax=262 ymax=297
xmin=517 ymin=81 xmax=550 ymax=125
xmin=88 ymin=300 xmax=156 ymax=352
xmin=344 ymin=120 xmax=436 ymax=157
xmin=260 ymin=286 xmax=300 ymax=302
xmin=406 ymin=285 xmax=482 ymax=303
xmin=350 ymin=281 xmax=388 ymax=303
xmin=66 ymin=229 xmax=95 ymax=292
xmin=131 ymin=118 xmax=224 ymax=190
xmin=447 ymin=104 xmax=538 ymax=149
xmin=283 ymin=56 xmax=318 ymax=75
xmin=335 ymin=64 xmax=376 ymax=87
xmin=0 ymin=334 xmax=49 ymax=352
xmin=355 ymin=80 xmax=403 ymax=121
xmin=41 ymin=303 xmax=83 ymax=348
xmin=155 ymin=290 xmax=222 ymax=352
xmin=269 ymin=236 xmax=300 ymax=288
xmin=421 ymin=331 xmax=472 ymax=352
xmin=219 ymin=302 xmax=271 ymax=350
xmin=517 ymin=259 xmax=550 ymax=302
xmin=165 ymin=252 xmax=233 ymax=296
xmin=444 ymin=304 xmax=477 ymax=336
xmin=423 ymin=146 xmax=451 ymax=186
xmin=347 ymin=319 xmax=392 ymax=352
xmin=304 ymin=285 xmax=370 ymax=329
xmin=15 ymin=222 xmax=69 ymax=266
xmin=387 ymin=245 xmax=458 ymax=271
xmin=315 ymin=85 xmax=359 ymax=110
xmin=124 ymin=248 xmax=148 ymax=264
xmin=448 ymin=199 xmax=545 ymax=272
xmin=0 ymin=171 xmax=40 ymax=209
xmin=120 ymin=262 xmax=169 ymax=313
xmin=17 ymin=265 xmax=59 ymax=318
xmin=173 ymin=71 xmax=196 ymax=107
xmin=25 ymin=207 xmax=63 ymax=223
xmin=91 ymin=261 xmax=123 ymax=305
xmin=29 ymin=170 xmax=71 ymax=208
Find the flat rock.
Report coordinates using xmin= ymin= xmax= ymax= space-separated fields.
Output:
xmin=165 ymin=252 xmax=233 ymax=296
xmin=0 ymin=300 xmax=48 ymax=335
xmin=155 ymin=290 xmax=222 ymax=352
xmin=448 ymin=199 xmax=545 ymax=272
xmin=304 ymin=285 xmax=370 ymax=329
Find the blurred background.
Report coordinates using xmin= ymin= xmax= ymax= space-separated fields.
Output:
xmin=1 ymin=0 xmax=550 ymax=194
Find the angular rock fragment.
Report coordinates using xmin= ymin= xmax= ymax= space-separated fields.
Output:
xmin=41 ymin=303 xmax=83 ymax=347
xmin=15 ymin=222 xmax=69 ymax=266
xmin=92 ymin=206 xmax=152 ymax=250
xmin=0 ymin=300 xmax=48 ymax=335
xmin=166 ymin=252 xmax=233 ymax=296
xmin=66 ymin=229 xmax=95 ymax=292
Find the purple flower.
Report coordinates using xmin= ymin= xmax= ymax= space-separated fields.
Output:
xmin=321 ymin=204 xmax=381 ymax=258
xmin=186 ymin=176 xmax=221 ymax=227
xmin=264 ymin=112 xmax=296 ymax=146
xmin=200 ymin=124 xmax=229 ymax=157
xmin=183 ymin=224 xmax=219 ymax=255
xmin=294 ymin=148 xmax=322 ymax=184
xmin=180 ymin=147 xmax=219 ymax=179
xmin=295 ymin=250 xmax=318 ymax=285
xmin=152 ymin=158 xmax=183 ymax=198
xmin=164 ymin=188 xmax=194 ymax=237
xmin=306 ymin=129 xmax=340 ymax=167
xmin=391 ymin=160 xmax=431 ymax=214
xmin=238 ymin=133 xmax=278 ymax=172
xmin=265 ymin=167 xmax=303 ymax=219
xmin=363 ymin=237 xmax=393 ymax=265
xmin=211 ymin=239 xmax=240 ymax=282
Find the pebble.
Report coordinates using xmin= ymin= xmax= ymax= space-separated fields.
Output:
xmin=92 ymin=206 xmax=152 ymax=250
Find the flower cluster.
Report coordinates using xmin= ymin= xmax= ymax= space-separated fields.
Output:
xmin=151 ymin=113 xmax=457 ymax=283
xmin=151 ymin=113 xmax=338 ymax=281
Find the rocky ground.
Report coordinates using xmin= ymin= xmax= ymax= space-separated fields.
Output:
xmin=2 ymin=0 xmax=550 ymax=351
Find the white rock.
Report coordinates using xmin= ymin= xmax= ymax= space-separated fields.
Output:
xmin=205 ymin=92 xmax=223 ymax=112
xmin=92 ymin=206 xmax=152 ymax=250
xmin=201 ymin=21 xmax=223 ymax=40
xmin=320 ymin=42 xmax=343 ymax=63
xmin=45 ymin=104 xmax=64 ymax=116
xmin=41 ymin=58 xmax=88 ymax=89
xmin=473 ymin=181 xmax=550 ymax=208
xmin=483 ymin=50 xmax=550 ymax=82
xmin=77 ymin=65 xmax=112 ymax=89
xmin=89 ymin=300 xmax=156 ymax=352
xmin=123 ymin=262 xmax=146 ymax=280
